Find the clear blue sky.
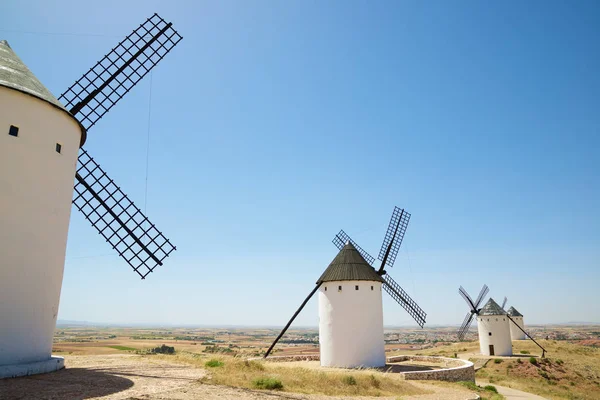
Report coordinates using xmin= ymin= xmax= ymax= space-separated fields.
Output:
xmin=2 ymin=0 xmax=598 ymax=326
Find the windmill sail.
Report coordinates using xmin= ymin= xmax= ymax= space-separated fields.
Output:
xmin=382 ymin=274 xmax=426 ymax=328
xmin=457 ymin=311 xmax=475 ymax=341
xmin=73 ymin=149 xmax=176 ymax=278
xmin=332 ymin=230 xmax=375 ymax=265
xmin=378 ymin=207 xmax=410 ymax=269
xmin=59 ymin=13 xmax=183 ymax=130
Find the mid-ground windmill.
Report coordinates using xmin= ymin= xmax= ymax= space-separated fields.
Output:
xmin=265 ymin=207 xmax=427 ymax=368
xmin=501 ymin=297 xmax=546 ymax=356
xmin=457 ymin=285 xmax=512 ymax=356
xmin=0 ymin=14 xmax=182 ymax=378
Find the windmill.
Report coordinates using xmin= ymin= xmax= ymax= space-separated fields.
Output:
xmin=0 ymin=14 xmax=181 ymax=378
xmin=457 ymin=285 xmax=490 ymax=341
xmin=502 ymin=299 xmax=545 ymax=356
xmin=264 ymin=206 xmax=427 ymax=367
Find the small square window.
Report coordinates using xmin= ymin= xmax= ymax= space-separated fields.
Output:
xmin=371 ymin=286 xmax=374 ymax=291
xmin=489 ymin=332 xmax=492 ymax=336
xmin=338 ymin=285 xmax=342 ymax=291
xmin=9 ymin=125 xmax=19 ymax=137
xmin=324 ymin=287 xmax=327 ymax=291
xmin=56 ymin=143 xmax=62 ymax=153
xmin=355 ymin=285 xmax=359 ymax=290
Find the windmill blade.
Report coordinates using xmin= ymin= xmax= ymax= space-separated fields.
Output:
xmin=73 ymin=149 xmax=176 ymax=279
xmin=502 ymin=296 xmax=508 ymax=310
xmin=264 ymin=283 xmax=322 ymax=358
xmin=332 ymin=230 xmax=375 ymax=265
xmin=382 ymin=273 xmax=426 ymax=328
xmin=457 ymin=311 xmax=475 ymax=341
xmin=377 ymin=207 xmax=411 ymax=270
xmin=459 ymin=286 xmax=477 ymax=311
xmin=473 ymin=284 xmax=490 ymax=309
xmin=59 ymin=13 xmax=182 ymax=131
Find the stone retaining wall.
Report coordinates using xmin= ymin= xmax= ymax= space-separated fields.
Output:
xmin=260 ymin=354 xmax=475 ymax=382
xmin=387 ymin=355 xmax=475 ymax=382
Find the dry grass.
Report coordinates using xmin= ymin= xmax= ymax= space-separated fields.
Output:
xmin=397 ymin=339 xmax=600 ymax=400
xmin=156 ymin=352 xmax=429 ymax=397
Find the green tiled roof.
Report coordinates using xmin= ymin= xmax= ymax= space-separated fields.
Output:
xmin=507 ymin=306 xmax=523 ymax=317
xmin=0 ymin=40 xmax=86 ymax=145
xmin=479 ymin=298 xmax=506 ymax=316
xmin=317 ymin=242 xmax=383 ymax=283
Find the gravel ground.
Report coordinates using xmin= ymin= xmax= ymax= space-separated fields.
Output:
xmin=0 ymin=355 xmax=478 ymax=400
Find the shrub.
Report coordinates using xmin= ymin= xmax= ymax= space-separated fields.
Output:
xmin=484 ymin=385 xmax=498 ymax=393
xmin=458 ymin=381 xmax=479 ymax=391
xmin=342 ymin=375 xmax=357 ymax=385
xmin=252 ymin=377 xmax=283 ymax=390
xmin=520 ymin=350 xmax=530 ymax=354
xmin=369 ymin=374 xmax=381 ymax=389
xmin=529 ymin=357 xmax=538 ymax=366
xmin=494 ymin=359 xmax=503 ymax=364
xmin=151 ymin=344 xmax=175 ymax=354
xmin=556 ymin=359 xmax=564 ymax=365
xmin=517 ymin=358 xmax=522 ymax=364
xmin=205 ymin=359 xmax=224 ymax=368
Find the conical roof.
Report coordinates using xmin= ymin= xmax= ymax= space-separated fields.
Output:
xmin=479 ymin=298 xmax=506 ymax=316
xmin=317 ymin=242 xmax=383 ymax=283
xmin=0 ymin=40 xmax=85 ymax=145
xmin=507 ymin=306 xmax=523 ymax=317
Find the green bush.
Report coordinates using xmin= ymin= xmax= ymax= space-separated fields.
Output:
xmin=494 ymin=359 xmax=503 ymax=364
xmin=529 ymin=357 xmax=538 ymax=366
xmin=342 ymin=375 xmax=357 ymax=385
xmin=520 ymin=350 xmax=530 ymax=354
xmin=517 ymin=358 xmax=523 ymax=364
xmin=252 ymin=377 xmax=283 ymax=390
xmin=556 ymin=359 xmax=564 ymax=365
xmin=484 ymin=385 xmax=498 ymax=393
xmin=458 ymin=381 xmax=479 ymax=391
xmin=151 ymin=344 xmax=175 ymax=354
xmin=205 ymin=359 xmax=224 ymax=368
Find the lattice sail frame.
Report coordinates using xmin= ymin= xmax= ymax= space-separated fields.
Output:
xmin=333 ymin=230 xmax=376 ymax=265
xmin=73 ymin=149 xmax=176 ymax=279
xmin=59 ymin=13 xmax=183 ymax=130
xmin=378 ymin=207 xmax=411 ymax=269
xmin=382 ymin=274 xmax=427 ymax=328
xmin=457 ymin=285 xmax=489 ymax=341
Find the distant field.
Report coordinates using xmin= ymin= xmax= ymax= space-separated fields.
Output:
xmin=52 ymin=324 xmax=600 ymax=399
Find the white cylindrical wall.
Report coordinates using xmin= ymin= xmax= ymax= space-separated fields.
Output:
xmin=477 ymin=315 xmax=512 ymax=356
xmin=0 ymin=87 xmax=81 ymax=367
xmin=509 ymin=316 xmax=526 ymax=340
xmin=318 ymin=280 xmax=385 ymax=368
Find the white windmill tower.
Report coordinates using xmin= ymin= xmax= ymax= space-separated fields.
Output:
xmin=506 ymin=306 xmax=526 ymax=340
xmin=264 ymin=207 xmax=427 ymax=368
xmin=0 ymin=14 xmax=181 ymax=379
xmin=457 ymin=286 xmax=512 ymax=356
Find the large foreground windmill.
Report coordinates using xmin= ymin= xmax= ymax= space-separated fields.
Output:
xmin=264 ymin=207 xmax=427 ymax=368
xmin=0 ymin=14 xmax=181 ymax=378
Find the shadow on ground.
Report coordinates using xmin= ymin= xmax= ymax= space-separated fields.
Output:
xmin=377 ymin=363 xmax=436 ymax=373
xmin=0 ymin=367 xmax=134 ymax=399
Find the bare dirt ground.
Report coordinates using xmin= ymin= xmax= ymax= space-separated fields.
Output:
xmin=0 ymin=355 xmax=478 ymax=400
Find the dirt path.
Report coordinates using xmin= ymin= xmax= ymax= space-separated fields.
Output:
xmin=0 ymin=355 xmax=478 ymax=400
xmin=477 ymin=381 xmax=548 ymax=400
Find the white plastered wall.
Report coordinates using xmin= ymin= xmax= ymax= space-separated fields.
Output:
xmin=0 ymin=87 xmax=81 ymax=367
xmin=318 ymin=280 xmax=386 ymax=368
xmin=477 ymin=315 xmax=513 ymax=356
xmin=509 ymin=316 xmax=526 ymax=340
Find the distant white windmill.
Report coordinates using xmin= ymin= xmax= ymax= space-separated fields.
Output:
xmin=0 ymin=14 xmax=181 ymax=379
xmin=507 ymin=306 xmax=526 ymax=340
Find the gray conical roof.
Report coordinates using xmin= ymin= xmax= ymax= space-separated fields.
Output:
xmin=507 ymin=306 xmax=523 ymax=317
xmin=317 ymin=242 xmax=383 ymax=283
xmin=479 ymin=298 xmax=506 ymax=316
xmin=0 ymin=40 xmax=85 ymax=145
